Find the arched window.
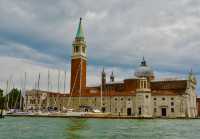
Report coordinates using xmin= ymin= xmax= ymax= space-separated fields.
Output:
xmin=140 ymin=79 xmax=148 ymax=89
xmin=138 ymin=107 xmax=142 ymax=115
xmin=75 ymin=46 xmax=79 ymax=53
xmin=82 ymin=47 xmax=85 ymax=53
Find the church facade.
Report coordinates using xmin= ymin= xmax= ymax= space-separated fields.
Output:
xmin=25 ymin=18 xmax=198 ymax=118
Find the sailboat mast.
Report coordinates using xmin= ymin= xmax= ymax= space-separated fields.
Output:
xmin=23 ymin=72 xmax=27 ymax=110
xmin=100 ymin=78 xmax=103 ymax=109
xmin=63 ymin=70 xmax=66 ymax=94
xmin=38 ymin=73 xmax=40 ymax=90
xmin=57 ymin=70 xmax=60 ymax=93
xmin=36 ymin=73 xmax=40 ymax=111
xmin=79 ymin=59 xmax=82 ymax=106
xmin=6 ymin=80 xmax=9 ymax=110
xmin=48 ymin=70 xmax=50 ymax=92
xmin=67 ymin=64 xmax=81 ymax=108
xmin=19 ymin=76 xmax=23 ymax=110
xmin=47 ymin=70 xmax=50 ymax=110
xmin=20 ymin=72 xmax=26 ymax=110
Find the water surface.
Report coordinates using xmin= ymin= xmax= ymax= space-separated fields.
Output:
xmin=0 ymin=117 xmax=200 ymax=139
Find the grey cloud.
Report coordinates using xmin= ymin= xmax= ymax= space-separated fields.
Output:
xmin=0 ymin=0 xmax=199 ymax=92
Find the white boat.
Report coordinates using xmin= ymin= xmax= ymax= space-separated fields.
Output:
xmin=14 ymin=111 xmax=34 ymax=116
xmin=92 ymin=109 xmax=101 ymax=113
xmin=6 ymin=109 xmax=16 ymax=114
xmin=33 ymin=110 xmax=50 ymax=116
xmin=65 ymin=111 xmax=87 ymax=116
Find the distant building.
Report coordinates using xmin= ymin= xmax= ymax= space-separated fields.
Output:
xmin=25 ymin=90 xmax=68 ymax=111
xmin=196 ymin=97 xmax=200 ymax=117
xmin=25 ymin=18 xmax=198 ymax=118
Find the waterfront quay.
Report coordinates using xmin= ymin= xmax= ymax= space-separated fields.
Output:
xmin=5 ymin=113 xmax=200 ymax=120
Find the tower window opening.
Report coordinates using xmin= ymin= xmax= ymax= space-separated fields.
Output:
xmin=75 ymin=46 xmax=79 ymax=52
xmin=82 ymin=47 xmax=85 ymax=53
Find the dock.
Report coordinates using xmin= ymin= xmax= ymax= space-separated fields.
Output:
xmin=5 ymin=113 xmax=200 ymax=119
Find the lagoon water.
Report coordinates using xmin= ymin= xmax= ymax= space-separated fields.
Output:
xmin=0 ymin=117 xmax=200 ymax=139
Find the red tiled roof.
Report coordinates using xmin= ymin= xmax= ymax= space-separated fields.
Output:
xmin=151 ymin=80 xmax=187 ymax=90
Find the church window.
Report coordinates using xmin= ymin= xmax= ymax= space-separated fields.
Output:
xmin=180 ymin=101 xmax=183 ymax=112
xmin=121 ymin=98 xmax=123 ymax=101
xmin=82 ymin=47 xmax=85 ymax=53
xmin=171 ymin=98 xmax=174 ymax=100
xmin=115 ymin=98 xmax=118 ymax=101
xmin=162 ymin=97 xmax=165 ymax=101
xmin=138 ymin=107 xmax=142 ymax=115
xmin=94 ymin=98 xmax=96 ymax=106
xmin=171 ymin=102 xmax=174 ymax=106
xmin=146 ymin=95 xmax=149 ymax=99
xmin=154 ymin=98 xmax=156 ymax=100
xmin=154 ymin=108 xmax=157 ymax=113
xmin=171 ymin=108 xmax=174 ymax=112
xmin=75 ymin=46 xmax=79 ymax=52
xmin=74 ymin=46 xmax=77 ymax=52
xmin=128 ymin=98 xmax=131 ymax=101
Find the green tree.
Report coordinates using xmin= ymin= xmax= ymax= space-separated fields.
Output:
xmin=0 ymin=89 xmax=4 ymax=111
xmin=0 ymin=89 xmax=3 ymax=97
xmin=6 ymin=88 xmax=23 ymax=109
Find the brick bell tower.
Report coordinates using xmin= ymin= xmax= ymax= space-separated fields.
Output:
xmin=70 ymin=18 xmax=87 ymax=96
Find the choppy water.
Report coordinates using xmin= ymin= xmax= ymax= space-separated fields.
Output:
xmin=0 ymin=117 xmax=200 ymax=139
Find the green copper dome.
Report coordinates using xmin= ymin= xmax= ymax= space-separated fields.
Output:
xmin=76 ymin=18 xmax=84 ymax=38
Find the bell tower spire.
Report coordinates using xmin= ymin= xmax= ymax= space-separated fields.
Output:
xmin=70 ymin=18 xmax=87 ymax=96
xmin=76 ymin=18 xmax=84 ymax=38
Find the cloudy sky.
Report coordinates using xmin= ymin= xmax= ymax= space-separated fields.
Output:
xmin=0 ymin=0 xmax=199 ymax=94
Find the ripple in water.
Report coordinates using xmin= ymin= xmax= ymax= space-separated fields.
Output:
xmin=1 ymin=117 xmax=200 ymax=139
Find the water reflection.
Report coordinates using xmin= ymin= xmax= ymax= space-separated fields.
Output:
xmin=66 ymin=118 xmax=88 ymax=139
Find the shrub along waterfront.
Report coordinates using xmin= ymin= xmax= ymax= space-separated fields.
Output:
xmin=0 ymin=88 xmax=23 ymax=110
xmin=0 ymin=89 xmax=5 ymax=117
